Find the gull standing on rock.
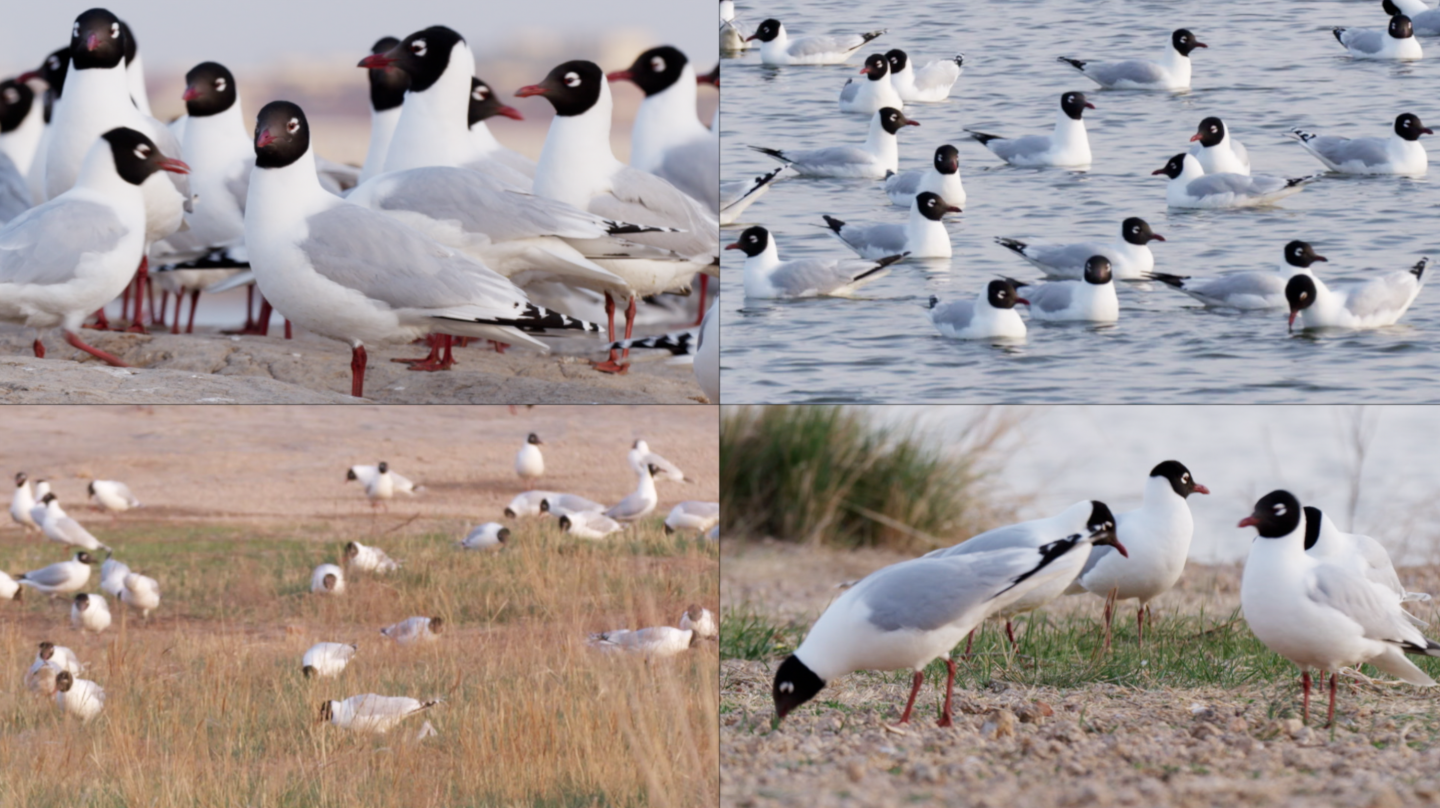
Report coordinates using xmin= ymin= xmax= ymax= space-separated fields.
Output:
xmin=71 ymin=593 xmax=111 ymax=633
xmin=303 ymin=642 xmax=357 ymax=678
xmin=381 ymin=616 xmax=443 ymax=645
xmin=516 ymin=434 xmax=545 ymax=481
xmin=311 ymin=564 xmax=344 ymax=595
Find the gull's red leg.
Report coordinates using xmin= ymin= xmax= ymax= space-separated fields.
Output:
xmin=64 ymin=331 xmax=130 ymax=367
xmin=1302 ymin=671 xmax=1312 ymax=726
xmin=591 ymin=293 xmax=630 ymax=374
xmin=350 ymin=345 xmax=367 ymax=397
xmin=937 ymin=658 xmax=956 ymax=727
xmin=186 ymin=290 xmax=200 ymax=333
xmin=898 ymin=670 xmax=924 ymax=725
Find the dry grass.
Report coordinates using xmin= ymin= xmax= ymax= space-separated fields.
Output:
xmin=0 ymin=518 xmax=718 ymax=808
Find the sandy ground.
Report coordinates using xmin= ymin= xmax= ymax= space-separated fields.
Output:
xmin=0 ymin=329 xmax=707 ymax=404
xmin=722 ymin=542 xmax=1440 ymax=808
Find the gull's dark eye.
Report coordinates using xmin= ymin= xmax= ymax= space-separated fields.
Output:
xmin=215 ymin=78 xmax=227 ymax=92
xmin=473 ymin=86 xmax=487 ymax=101
xmin=564 ymin=71 xmax=581 ymax=88
xmin=651 ymin=56 xmax=666 ymax=73
xmin=110 ymin=22 xmax=120 ymax=38
xmin=286 ymin=118 xmax=300 ymax=134
xmin=133 ymin=144 xmax=150 ymax=160
xmin=411 ymin=39 xmax=427 ymax=56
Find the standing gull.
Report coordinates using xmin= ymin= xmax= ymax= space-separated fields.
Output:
xmin=516 ymin=434 xmax=545 ymax=481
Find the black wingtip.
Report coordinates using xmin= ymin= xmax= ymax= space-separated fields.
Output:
xmin=875 ymin=252 xmax=908 ymax=269
xmin=157 ymin=248 xmax=251 ymax=272
xmin=821 ymin=215 xmax=846 ymax=233
xmin=608 ymin=330 xmax=697 ymax=356
xmin=861 ymin=29 xmax=886 ymax=44
xmin=747 ymin=145 xmax=788 ymax=162
xmin=994 ymin=237 xmax=1027 ymax=254
xmin=1412 ymin=258 xmax=1430 ymax=280
xmin=1150 ymin=272 xmax=1191 ymax=288
xmin=1057 ymin=56 xmax=1086 ymax=70
xmin=605 ymin=221 xmax=674 ymax=236
xmin=966 ymin=129 xmax=1002 ymax=145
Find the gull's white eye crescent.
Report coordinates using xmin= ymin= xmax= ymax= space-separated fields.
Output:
xmin=650 ymin=56 xmax=665 ymax=73
xmin=411 ymin=39 xmax=427 ymax=56
xmin=111 ymin=22 xmax=120 ymax=38
xmin=472 ymin=86 xmax=488 ymax=101
xmin=286 ymin=118 xmax=300 ymax=133
xmin=1273 ymin=504 xmax=1287 ymax=515
xmin=215 ymin=78 xmax=227 ymax=93
xmin=778 ymin=681 xmax=794 ymax=694
xmin=72 ymin=23 xmax=80 ymax=38
xmin=564 ymin=71 xmax=581 ymax=88
xmin=133 ymin=144 xmax=150 ymax=160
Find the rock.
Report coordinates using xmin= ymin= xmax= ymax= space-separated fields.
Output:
xmin=982 ymin=709 xmax=1017 ymax=740
xmin=1367 ymin=785 xmax=1403 ymax=808
xmin=846 ymin=761 xmax=865 ymax=783
xmin=1227 ymin=717 xmax=1248 ymax=734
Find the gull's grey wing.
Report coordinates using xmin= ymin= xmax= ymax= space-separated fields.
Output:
xmin=552 ymin=493 xmax=606 ymax=512
xmin=654 ymin=137 xmax=720 ymax=214
xmin=1231 ymin=137 xmax=1251 ymax=170
xmin=1339 ymin=28 xmax=1386 ymax=54
xmin=1027 ymin=281 xmax=1077 ymax=313
xmin=51 ymin=517 xmax=101 ymax=547
xmin=1354 ymin=532 xmax=1407 ymax=597
xmin=721 ymin=167 xmax=782 ymax=212
xmin=1084 ymin=59 xmax=1168 ymax=86
xmin=592 ymin=166 xmax=719 ymax=263
xmin=789 ymin=34 xmax=867 ymax=59
xmin=1021 ymin=241 xmax=1109 ymax=272
xmin=883 ymin=170 xmax=923 ymax=199
xmin=351 ymin=694 xmax=426 ymax=719
xmin=839 ymin=79 xmax=861 ymax=104
xmin=226 ymin=163 xmax=253 ymax=216
xmin=1309 ymin=135 xmax=1390 ymax=168
xmin=836 ymin=222 xmax=906 ymax=257
xmin=20 ymin=562 xmax=76 ymax=587
xmin=769 ymin=257 xmax=880 ymax=295
xmin=639 ymin=452 xmax=687 ymax=482
xmin=857 ymin=547 xmax=1050 ymax=632
xmin=316 ymin=156 xmax=362 ymax=193
xmin=0 ymin=198 xmax=128 ymax=286
xmin=927 ymin=523 xmax=1051 ymax=558
xmin=1338 ymin=271 xmax=1419 ymax=318
xmin=1310 ymin=563 xmax=1424 ymax=646
xmin=928 ymin=298 xmax=976 ymax=332
xmin=1189 ymin=173 xmax=1288 ymax=198
xmin=604 ymin=493 xmax=649 ymax=520
xmin=676 ymin=501 xmax=720 ymax=518
xmin=1075 ymin=543 xmax=1115 ymax=580
xmin=299 ymin=204 xmax=528 ymax=314
xmin=988 ymin=134 xmax=1053 ymax=162
xmin=785 ymin=146 xmax=877 ymax=169
xmin=0 ymin=153 xmax=29 ymax=225
xmin=1188 ymin=272 xmax=1285 ymax=302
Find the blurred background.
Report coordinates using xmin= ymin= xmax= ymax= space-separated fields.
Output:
xmin=0 ymin=0 xmax=718 ymax=163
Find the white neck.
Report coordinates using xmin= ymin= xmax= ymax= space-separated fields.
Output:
xmin=383 ymin=44 xmax=476 ymax=172
xmin=127 ymin=53 xmax=152 ymax=117
xmin=182 ymin=103 xmax=251 ymax=170
xmin=905 ymin=205 xmax=947 ymax=250
xmin=862 ymin=115 xmax=898 ymax=166
xmin=533 ymin=81 xmax=620 ymax=209
xmin=1159 ymin=46 xmax=1191 ymax=85
xmin=1052 ymin=110 xmax=1088 ymax=150
xmin=74 ymin=142 xmax=138 ymax=199
xmin=360 ymin=106 xmax=401 ymax=182
xmin=1140 ymin=475 xmax=1187 ymax=513
xmin=468 ymin=119 xmax=502 ymax=155
xmin=634 ymin=471 xmax=657 ymax=500
xmin=630 ymin=65 xmax=710 ymax=174
xmin=759 ymin=27 xmax=792 ymax=60
xmin=1176 ymin=154 xmax=1206 ymax=183
xmin=742 ymin=240 xmax=782 ymax=295
xmin=245 ymin=148 xmax=337 ymax=236
xmin=47 ymin=63 xmax=138 ymax=196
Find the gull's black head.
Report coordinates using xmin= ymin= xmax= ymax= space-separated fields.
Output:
xmin=0 ymin=80 xmax=35 ymax=133
xmin=366 ymin=36 xmax=409 ymax=112
xmin=725 ymin=226 xmax=770 ymax=258
xmin=183 ymin=62 xmax=238 ymax=118
xmin=378 ymin=461 xmax=389 ymax=473
xmin=750 ymin=19 xmax=783 ymax=43
xmin=772 ymin=654 xmax=824 ymax=723
xmin=70 ymin=8 xmax=126 ymax=71
xmin=13 ymin=472 xmax=26 ymax=487
xmin=1193 ymin=116 xmax=1226 ymax=148
xmin=1122 ymin=217 xmax=1164 ymax=246
xmin=77 ymin=552 xmax=96 ymax=565
xmin=429 ymin=616 xmax=445 ymax=633
xmin=42 ymin=492 xmax=58 ymax=504
xmin=87 ymin=481 xmax=96 ymax=496
xmin=1240 ymin=490 xmax=1303 ymax=539
xmin=1083 ymin=256 xmax=1113 ymax=285
xmin=102 ymin=127 xmax=189 ymax=185
xmin=253 ymin=101 xmax=309 ymax=169
xmin=1284 ymin=240 xmax=1326 ymax=268
xmin=302 ymin=665 xmax=316 ymax=679
xmin=1172 ymin=28 xmax=1207 ymax=56
xmin=885 ymin=48 xmax=909 ymax=74
xmin=1060 ymin=91 xmax=1094 ymax=121
xmin=75 ymin=593 xmax=90 ymax=610
xmin=359 ymin=27 xmax=465 ymax=94
xmin=119 ymin=20 xmax=138 ymax=65
xmin=56 ymin=670 xmax=74 ymax=693
xmin=1087 ymin=501 xmax=1116 ymax=536
xmin=933 ymin=144 xmax=960 ymax=175
xmin=647 ymin=463 xmax=662 ymax=478
xmin=860 ymin=53 xmax=888 ymax=81
xmin=610 ymin=46 xmax=689 ymax=96
xmin=496 ymin=527 xmax=510 ymax=545
xmin=1390 ymin=15 xmax=1414 ymax=39
xmin=915 ymin=191 xmax=960 ymax=221
xmin=516 ymin=60 xmax=605 ymax=117
xmin=987 ymin=278 xmax=1026 ymax=310
xmin=344 ymin=541 xmax=359 ymax=559
xmin=526 ymin=433 xmax=542 ymax=446
xmin=469 ymin=77 xmax=523 ymax=126
xmin=1149 ymin=460 xmax=1208 ymax=498
xmin=1396 ymin=112 xmax=1432 ymax=141
xmin=879 ymin=107 xmax=918 ymax=135
xmin=558 ymin=515 xmax=573 ymax=531
xmin=1153 ymin=153 xmax=1188 ymax=179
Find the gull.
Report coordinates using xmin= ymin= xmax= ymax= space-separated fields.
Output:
xmin=697 ymin=303 xmax=718 ymax=402
xmin=559 ymin=512 xmax=624 ymax=540
xmin=1286 ymin=258 xmax=1429 ymax=331
xmin=71 ymin=592 xmax=111 ymax=633
xmin=359 ymin=36 xmax=408 ymax=184
xmin=606 ymin=465 xmax=661 ymax=523
xmin=55 ymin=671 xmax=105 ymax=722
xmin=884 ymin=144 xmax=965 ymax=208
xmin=837 ymin=54 xmax=905 ymax=116
xmin=721 ymin=1 xmax=751 ymax=53
xmin=588 ymin=626 xmax=698 ymax=658
xmin=1064 ymin=461 xmax=1209 ymax=643
xmin=665 ymin=502 xmax=720 ymax=535
xmin=746 ymin=19 xmax=885 ymax=66
xmin=1240 ymin=490 xmax=1440 ymax=726
xmin=0 ymin=570 xmax=19 ymax=601
xmin=458 ymin=522 xmax=510 ymax=550
xmin=749 ymin=107 xmax=918 ymax=179
xmin=1334 ymin=15 xmax=1424 ymax=60
xmin=542 ymin=494 xmax=607 ymax=517
xmin=1288 ymin=113 xmax=1431 ymax=176
xmin=609 ymin=46 xmax=718 ymax=210
xmin=884 ymin=50 xmax=964 ymax=103
xmin=516 ymin=434 xmax=545 ymax=481
xmin=311 ymin=564 xmax=345 ymax=595
xmin=1188 ymin=116 xmax=1250 ymax=175
xmin=680 ymin=604 xmax=718 ymax=638
xmin=16 ymin=551 xmax=94 ymax=596
xmin=1304 ymin=505 xmax=1430 ymax=613
xmin=120 ymin=572 xmax=159 ymax=617
xmin=729 ymin=225 xmax=902 ymax=299
xmin=1058 ymin=29 xmax=1207 ymax=91
xmin=928 ymin=281 xmax=1030 ymax=340
xmin=320 ymin=694 xmax=440 ymax=734
xmin=966 ymin=92 xmax=1094 ymax=168
xmin=1018 ymin=256 xmax=1120 ymax=323
xmin=1153 ymin=153 xmax=1319 ymax=209
xmin=504 ymin=491 xmax=559 ymax=517
xmin=35 ymin=494 xmax=110 ymax=552
xmin=773 ymin=524 xmax=1123 ymax=725
xmin=88 ymin=480 xmax=140 ymax=514
xmin=10 ymin=472 xmax=39 ymax=534
xmin=381 ymin=616 xmax=443 ymax=645
xmin=1152 ymin=239 xmax=1327 ymax=311
xmin=345 ymin=541 xmax=400 ymax=573
xmin=465 ymin=77 xmax=535 ymax=181
xmin=25 ymin=660 xmax=61 ymax=696
xmin=99 ymin=555 xmax=130 ymax=598
xmin=628 ymin=439 xmax=690 ymax=483
xmin=996 ymin=217 xmax=1164 ymax=281
xmin=346 ymin=462 xmax=422 ymax=508
xmin=1388 ymin=0 xmax=1440 ymax=35
xmin=823 ymin=191 xmax=959 ymax=260
xmin=302 ymin=642 xmax=357 ymax=678
xmin=31 ymin=642 xmax=83 ymax=677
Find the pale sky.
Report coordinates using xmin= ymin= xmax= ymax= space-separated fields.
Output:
xmin=0 ymin=0 xmax=716 ymax=75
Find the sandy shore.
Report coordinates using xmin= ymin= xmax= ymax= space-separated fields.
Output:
xmin=0 ymin=327 xmax=707 ymax=404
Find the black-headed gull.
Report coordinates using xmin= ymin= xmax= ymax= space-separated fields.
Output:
xmin=55 ymin=670 xmax=105 ymax=722
xmin=516 ymin=434 xmax=545 ymax=480
xmin=928 ymin=281 xmax=1029 ymax=340
xmin=664 ymin=502 xmax=719 ymax=535
xmin=345 ymin=541 xmax=400 ymax=573
xmin=88 ymin=480 xmax=139 ymax=514
xmin=458 ymin=522 xmax=510 ymax=550
xmin=359 ymin=36 xmax=407 ymax=184
xmin=544 ymin=492 xmax=607 ymax=514
xmin=1058 ymin=29 xmax=1207 ymax=91
xmin=16 ymin=552 xmax=94 ymax=595
xmin=303 ymin=642 xmax=357 ymax=678
xmin=966 ymin=92 xmax=1093 ymax=168
xmin=346 ymin=462 xmax=422 ymax=508
xmin=465 ymin=77 xmax=534 ymax=182
xmin=10 ymin=472 xmax=39 ymax=535
xmin=884 ymin=50 xmax=963 ymax=103
xmin=721 ymin=167 xmax=784 ymax=226
xmin=100 ymin=556 xmax=130 ymax=598
xmin=16 ymin=49 xmax=69 ymax=205
xmin=311 ymin=564 xmax=344 ymax=595
xmin=823 ymin=191 xmax=959 ymax=260
xmin=747 ymin=19 xmax=885 ymax=66
xmin=1287 ymin=258 xmax=1429 ymax=331
xmin=996 ymin=217 xmax=1163 ymax=281
xmin=1240 ymin=491 xmax=1440 ymax=726
xmin=588 ymin=626 xmax=699 ymax=657
xmin=607 ymin=464 xmax=661 ymax=523
xmin=71 ymin=592 xmax=111 ymax=633
xmin=120 ymin=571 xmax=159 ymax=617
xmin=320 ymin=694 xmax=439 ymax=733
xmin=1304 ymin=505 xmax=1430 ymax=609
xmin=838 ymin=54 xmax=904 ymax=115
xmin=1388 ymin=0 xmax=1440 ymax=35
xmin=1288 ymin=113 xmax=1431 ymax=176
xmin=1153 ymin=239 xmax=1326 ymax=310
xmin=0 ymin=78 xmax=44 ymax=180
xmin=35 ymin=494 xmax=110 ymax=552
xmin=773 ymin=525 xmax=1123 ymax=725
xmin=627 ymin=440 xmax=688 ymax=483
xmin=560 ymin=512 xmax=624 ymax=540
xmin=504 ymin=491 xmax=556 ymax=518
xmin=381 ymin=616 xmax=442 ymax=645
xmin=1019 ymin=256 xmax=1119 ymax=322
xmin=925 ymin=501 xmax=1118 ymax=649
xmin=32 ymin=641 xmax=83 ymax=676
xmin=1188 ymin=116 xmax=1250 ymax=175
xmin=609 ymin=46 xmax=717 ymax=212
xmin=0 ymin=127 xmax=188 ymax=366
xmin=728 ymin=225 xmax=901 ymax=298
xmin=1064 ymin=461 xmax=1209 ymax=644
xmin=1334 ymin=15 xmax=1423 ymax=59
xmin=884 ymin=144 xmax=964 ymax=208
xmin=681 ymin=605 xmax=718 ymax=638
xmin=1153 ymin=153 xmax=1319 ymax=209
xmin=749 ymin=107 xmax=918 ymax=179
xmin=0 ymin=151 xmax=28 ymax=224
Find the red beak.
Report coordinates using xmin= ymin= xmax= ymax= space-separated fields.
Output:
xmin=494 ymin=105 xmax=524 ymax=121
xmin=1015 ymin=297 xmax=1030 ymax=306
xmin=946 ymin=205 xmax=962 ymax=214
xmin=182 ymin=86 xmax=201 ymax=102
xmin=1193 ymin=484 xmax=1210 ymax=495
xmin=1423 ymin=128 xmax=1435 ymax=135
xmin=724 ymin=242 xmax=742 ymax=250
xmin=357 ymin=53 xmax=397 ymax=70
xmin=1111 ymin=540 xmax=1129 ymax=558
xmin=606 ymin=70 xmax=634 ymax=83
xmin=515 ymin=84 xmax=548 ymax=98
xmin=1085 ymin=102 xmax=1096 ymax=109
xmin=698 ymin=73 xmax=718 ymax=87
xmin=1238 ymin=515 xmax=1258 ymax=528
xmin=255 ymin=130 xmax=277 ymax=149
xmin=1194 ymin=42 xmax=1209 ymax=48
xmin=1151 ymin=167 xmax=1168 ymax=175
xmin=158 ymin=157 xmax=191 ymax=175
xmin=744 ymin=34 xmax=759 ymax=42
xmin=904 ymin=119 xmax=920 ymax=127
xmin=1150 ymin=234 xmax=1166 ymax=242
xmin=86 ymin=33 xmax=101 ymax=52
xmin=859 ymin=66 xmax=871 ymax=75
xmin=1189 ymin=132 xmax=1204 ymax=142
xmin=1288 ymin=311 xmax=1298 ymax=332
xmin=17 ymin=70 xmax=42 ymax=84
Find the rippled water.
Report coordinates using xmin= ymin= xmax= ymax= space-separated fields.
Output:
xmin=719 ymin=0 xmax=1440 ymax=403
